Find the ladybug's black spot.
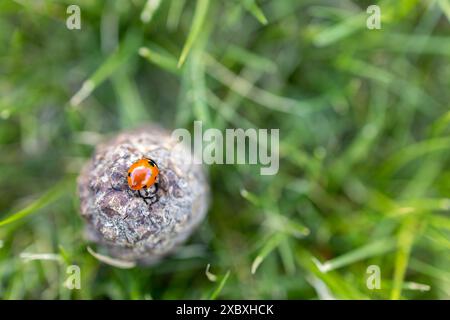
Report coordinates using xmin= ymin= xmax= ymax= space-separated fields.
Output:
xmin=147 ymin=159 xmax=156 ymax=167
xmin=128 ymin=172 xmax=131 ymax=177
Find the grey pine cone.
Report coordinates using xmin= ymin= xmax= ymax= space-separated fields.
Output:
xmin=77 ymin=125 xmax=209 ymax=266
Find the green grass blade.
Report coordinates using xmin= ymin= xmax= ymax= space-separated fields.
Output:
xmin=240 ymin=189 xmax=263 ymax=206
xmin=0 ymin=180 xmax=69 ymax=227
xmin=177 ymin=0 xmax=209 ymax=68
xmin=251 ymin=233 xmax=283 ymax=274
xmin=224 ymin=45 xmax=277 ymax=73
xmin=380 ymin=137 xmax=450 ymax=178
xmin=58 ymin=245 xmax=72 ymax=265
xmin=188 ymin=49 xmax=211 ymax=124
xmin=278 ymin=237 xmax=296 ymax=275
xmin=139 ymin=45 xmax=179 ymax=74
xmin=428 ymin=214 xmax=450 ymax=231
xmin=209 ymin=270 xmax=230 ymax=300
xmin=312 ymin=238 xmax=396 ymax=273
xmin=70 ymin=32 xmax=141 ymax=106
xmin=409 ymin=258 xmax=450 ymax=284
xmin=264 ymin=215 xmax=310 ymax=239
xmin=313 ymin=14 xmax=365 ymax=47
xmin=112 ymin=70 xmax=149 ymax=128
xmin=87 ymin=246 xmax=136 ymax=269
xmin=167 ymin=0 xmax=186 ymax=30
xmin=243 ymin=0 xmax=268 ymax=25
xmin=205 ymin=264 xmax=217 ymax=282
xmin=390 ymin=218 xmax=419 ymax=300
xmin=204 ymin=53 xmax=320 ymax=115
xmin=438 ymin=0 xmax=450 ymax=22
xmin=430 ymin=110 xmax=450 ymax=137
xmin=140 ymin=0 xmax=161 ymax=24
xmin=296 ymin=249 xmax=367 ymax=299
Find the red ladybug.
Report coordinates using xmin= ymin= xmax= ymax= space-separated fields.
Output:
xmin=127 ymin=158 xmax=159 ymax=204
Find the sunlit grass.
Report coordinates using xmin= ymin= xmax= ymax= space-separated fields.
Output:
xmin=0 ymin=0 xmax=449 ymax=300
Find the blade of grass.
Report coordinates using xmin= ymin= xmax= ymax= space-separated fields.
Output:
xmin=296 ymin=249 xmax=367 ymax=299
xmin=338 ymin=58 xmax=440 ymax=110
xmin=211 ymin=67 xmax=263 ymax=129
xmin=264 ymin=215 xmax=310 ymax=239
xmin=409 ymin=258 xmax=450 ymax=283
xmin=58 ymin=245 xmax=72 ymax=265
xmin=278 ymin=237 xmax=296 ymax=275
xmin=240 ymin=189 xmax=263 ymax=207
xmin=70 ymin=32 xmax=141 ymax=106
xmin=251 ymin=233 xmax=283 ymax=274
xmin=112 ymin=69 xmax=149 ymax=128
xmin=87 ymin=246 xmax=136 ymax=269
xmin=224 ymin=45 xmax=277 ymax=73
xmin=313 ymin=14 xmax=365 ymax=47
xmin=207 ymin=89 xmax=256 ymax=129
xmin=428 ymin=214 xmax=450 ymax=231
xmin=430 ymin=110 xmax=450 ymax=137
xmin=402 ymin=281 xmax=431 ymax=292
xmin=139 ymin=45 xmax=179 ymax=74
xmin=167 ymin=0 xmax=186 ymax=30
xmin=438 ymin=0 xmax=450 ymax=22
xmin=140 ymin=0 xmax=161 ymax=24
xmin=243 ymin=0 xmax=268 ymax=25
xmin=385 ymin=34 xmax=450 ymax=56
xmin=204 ymin=53 xmax=322 ymax=115
xmin=0 ymin=180 xmax=69 ymax=227
xmin=312 ymin=238 xmax=396 ymax=273
xmin=188 ymin=48 xmax=211 ymax=124
xmin=390 ymin=218 xmax=419 ymax=300
xmin=205 ymin=264 xmax=217 ymax=282
xmin=209 ymin=270 xmax=230 ymax=300
xmin=380 ymin=137 xmax=450 ymax=178
xmin=177 ymin=0 xmax=209 ymax=68
xmin=426 ymin=227 xmax=450 ymax=250
xmin=306 ymin=275 xmax=336 ymax=300
xmin=20 ymin=252 xmax=62 ymax=263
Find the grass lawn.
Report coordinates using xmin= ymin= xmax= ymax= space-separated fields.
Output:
xmin=0 ymin=0 xmax=449 ymax=299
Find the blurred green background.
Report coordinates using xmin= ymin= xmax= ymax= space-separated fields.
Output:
xmin=0 ymin=0 xmax=449 ymax=299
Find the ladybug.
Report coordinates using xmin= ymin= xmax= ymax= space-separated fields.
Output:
xmin=127 ymin=158 xmax=160 ymax=205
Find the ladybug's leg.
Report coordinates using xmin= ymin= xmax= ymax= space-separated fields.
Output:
xmin=142 ymin=194 xmax=158 ymax=205
xmin=139 ymin=185 xmax=159 ymax=205
xmin=137 ymin=189 xmax=149 ymax=204
xmin=144 ymin=183 xmax=159 ymax=197
xmin=138 ymin=189 xmax=153 ymax=202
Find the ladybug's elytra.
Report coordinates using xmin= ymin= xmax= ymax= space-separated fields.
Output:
xmin=127 ymin=158 xmax=160 ymax=204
